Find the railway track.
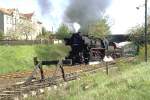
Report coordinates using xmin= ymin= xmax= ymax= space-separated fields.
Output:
xmin=0 ymin=62 xmax=116 ymax=100
xmin=0 ymin=66 xmax=81 ymax=80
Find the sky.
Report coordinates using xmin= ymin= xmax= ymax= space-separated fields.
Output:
xmin=0 ymin=0 xmax=69 ymax=31
xmin=0 ymin=0 xmax=150 ymax=34
xmin=106 ymin=0 xmax=150 ymax=34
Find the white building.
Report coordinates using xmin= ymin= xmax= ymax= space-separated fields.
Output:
xmin=0 ymin=7 xmax=42 ymax=40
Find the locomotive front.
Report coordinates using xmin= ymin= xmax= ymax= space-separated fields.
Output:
xmin=64 ymin=32 xmax=106 ymax=65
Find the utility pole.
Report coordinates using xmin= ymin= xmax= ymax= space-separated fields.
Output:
xmin=145 ymin=0 xmax=148 ymax=62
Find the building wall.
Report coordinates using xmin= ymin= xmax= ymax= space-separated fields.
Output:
xmin=17 ymin=19 xmax=42 ymax=40
xmin=0 ymin=9 xmax=42 ymax=40
xmin=4 ymin=14 xmax=14 ymax=34
xmin=35 ymin=22 xmax=42 ymax=37
xmin=4 ymin=10 xmax=19 ymax=35
xmin=0 ymin=12 xmax=4 ymax=33
xmin=31 ymin=15 xmax=42 ymax=39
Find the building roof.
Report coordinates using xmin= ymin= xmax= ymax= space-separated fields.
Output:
xmin=0 ymin=7 xmax=42 ymax=24
xmin=0 ymin=7 xmax=34 ymax=20
xmin=19 ymin=12 xmax=34 ymax=20
xmin=0 ymin=8 xmax=16 ymax=15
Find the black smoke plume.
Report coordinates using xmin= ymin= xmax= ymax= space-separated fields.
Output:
xmin=38 ymin=0 xmax=51 ymax=15
xmin=64 ymin=0 xmax=111 ymax=32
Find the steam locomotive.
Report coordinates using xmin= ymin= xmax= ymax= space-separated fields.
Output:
xmin=64 ymin=32 xmax=109 ymax=65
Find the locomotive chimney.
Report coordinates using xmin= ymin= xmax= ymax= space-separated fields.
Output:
xmin=73 ymin=22 xmax=81 ymax=32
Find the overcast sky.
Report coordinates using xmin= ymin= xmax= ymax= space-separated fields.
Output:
xmin=0 ymin=0 xmax=149 ymax=34
xmin=106 ymin=0 xmax=150 ymax=34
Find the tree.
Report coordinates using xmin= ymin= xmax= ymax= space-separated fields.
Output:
xmin=36 ymin=27 xmax=53 ymax=40
xmin=41 ymin=27 xmax=53 ymax=39
xmin=42 ymin=27 xmax=47 ymax=36
xmin=7 ymin=28 xmax=20 ymax=40
xmin=88 ymin=18 xmax=111 ymax=38
xmin=56 ymin=24 xmax=71 ymax=39
xmin=8 ymin=20 xmax=36 ymax=40
xmin=17 ymin=20 xmax=36 ymax=40
xmin=128 ymin=16 xmax=150 ymax=45
xmin=128 ymin=25 xmax=145 ymax=45
xmin=35 ymin=44 xmax=71 ymax=61
xmin=0 ymin=29 xmax=4 ymax=39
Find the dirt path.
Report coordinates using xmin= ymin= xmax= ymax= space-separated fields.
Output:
xmin=0 ymin=65 xmax=86 ymax=89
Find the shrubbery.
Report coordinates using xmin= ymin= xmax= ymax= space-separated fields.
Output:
xmin=138 ymin=45 xmax=150 ymax=61
xmin=56 ymin=24 xmax=72 ymax=39
xmin=35 ymin=44 xmax=71 ymax=61
xmin=0 ymin=31 xmax=4 ymax=39
xmin=0 ymin=44 xmax=71 ymax=74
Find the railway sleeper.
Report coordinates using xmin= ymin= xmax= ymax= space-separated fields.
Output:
xmin=2 ymin=91 xmax=21 ymax=95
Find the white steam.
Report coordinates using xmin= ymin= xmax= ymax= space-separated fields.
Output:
xmin=73 ymin=22 xmax=81 ymax=32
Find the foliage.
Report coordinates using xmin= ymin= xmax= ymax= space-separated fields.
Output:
xmin=36 ymin=27 xmax=53 ymax=40
xmin=7 ymin=30 xmax=20 ymax=40
xmin=128 ymin=25 xmax=145 ymax=45
xmin=35 ymin=44 xmax=71 ymax=61
xmin=8 ymin=20 xmax=36 ymax=40
xmin=128 ymin=16 xmax=150 ymax=45
xmin=137 ymin=45 xmax=150 ymax=61
xmin=17 ymin=20 xmax=36 ymax=40
xmin=88 ymin=18 xmax=111 ymax=38
xmin=56 ymin=24 xmax=71 ymax=39
xmin=42 ymin=27 xmax=47 ymax=35
xmin=0 ymin=44 xmax=71 ymax=74
xmin=0 ymin=30 xmax=4 ymax=39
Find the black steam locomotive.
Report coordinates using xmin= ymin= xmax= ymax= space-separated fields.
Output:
xmin=64 ymin=32 xmax=108 ymax=65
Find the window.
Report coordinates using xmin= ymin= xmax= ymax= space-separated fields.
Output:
xmin=7 ymin=16 xmax=10 ymax=24
xmin=10 ymin=17 xmax=12 ymax=24
xmin=13 ymin=18 xmax=16 ymax=25
xmin=7 ymin=16 xmax=12 ymax=24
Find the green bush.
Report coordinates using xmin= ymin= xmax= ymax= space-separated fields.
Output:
xmin=0 ymin=44 xmax=71 ymax=74
xmin=35 ymin=44 xmax=71 ymax=61
xmin=0 ymin=31 xmax=4 ymax=39
xmin=56 ymin=24 xmax=72 ymax=39
xmin=138 ymin=45 xmax=150 ymax=61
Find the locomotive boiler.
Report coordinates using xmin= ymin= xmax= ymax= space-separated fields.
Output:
xmin=64 ymin=32 xmax=107 ymax=65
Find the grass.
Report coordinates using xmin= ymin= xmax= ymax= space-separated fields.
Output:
xmin=26 ymin=61 xmax=150 ymax=100
xmin=35 ymin=44 xmax=70 ymax=60
xmin=0 ymin=45 xmax=36 ymax=74
xmin=138 ymin=45 xmax=150 ymax=61
xmin=0 ymin=44 xmax=70 ymax=74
